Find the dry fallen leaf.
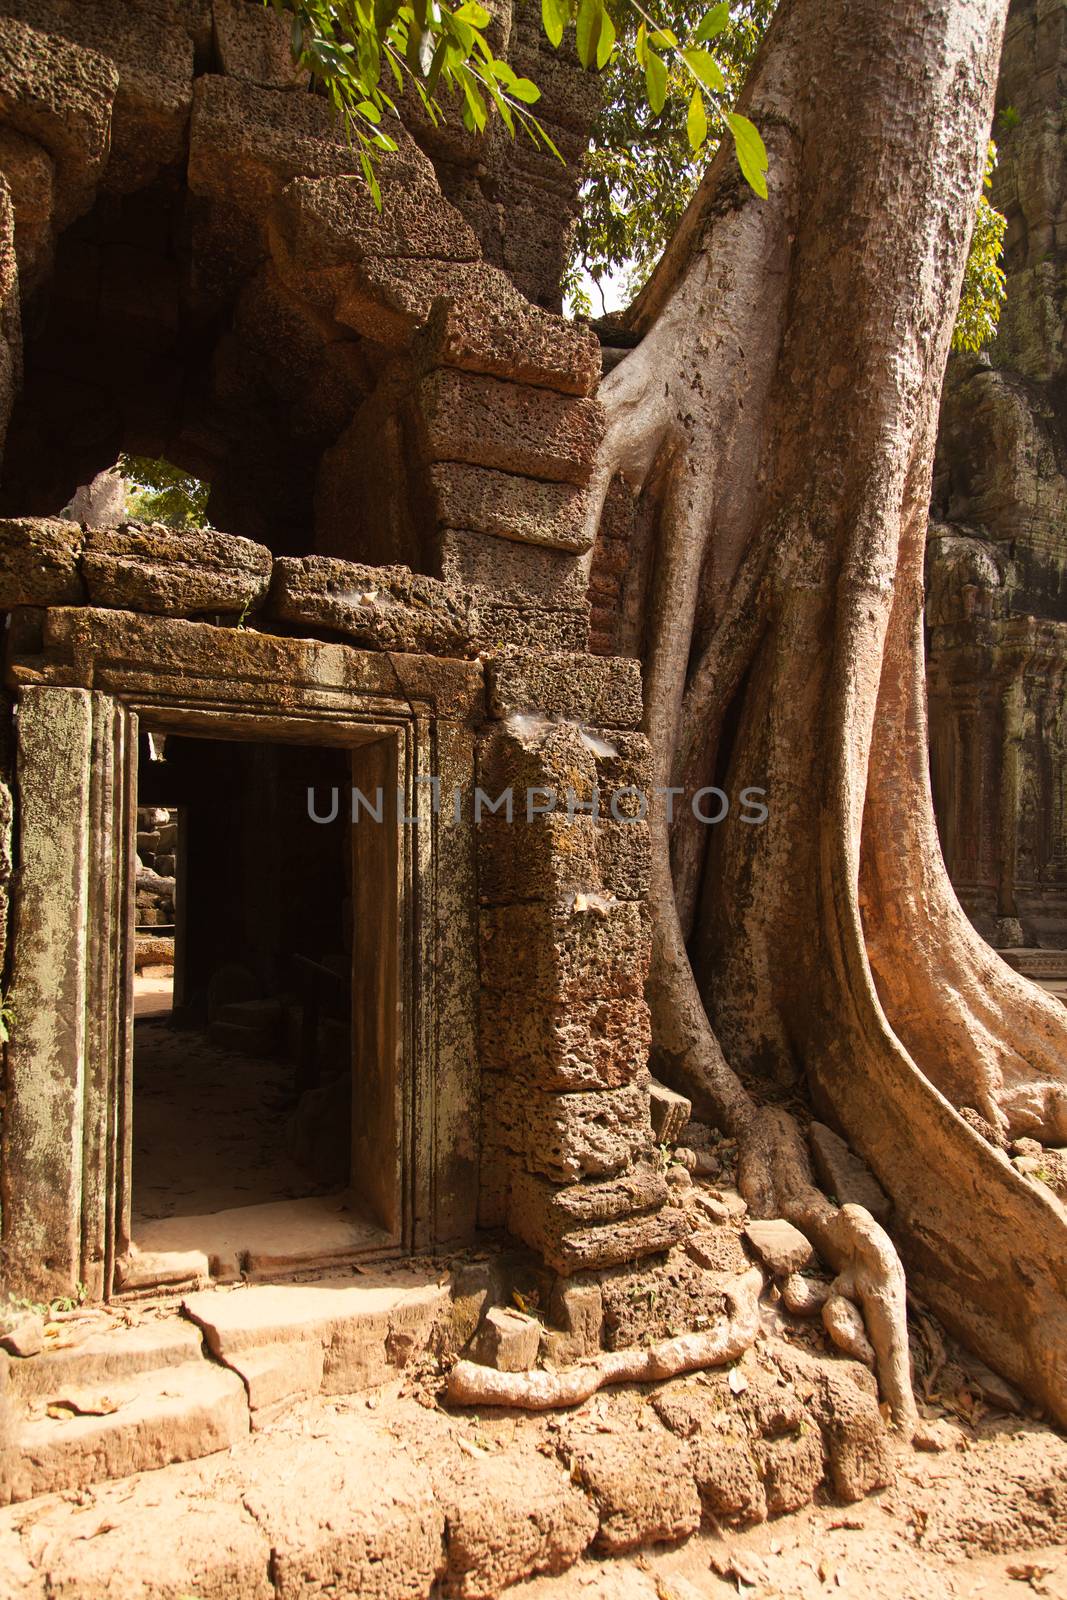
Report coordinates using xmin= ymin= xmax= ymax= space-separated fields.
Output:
xmin=46 ymin=1392 xmax=120 ymax=1419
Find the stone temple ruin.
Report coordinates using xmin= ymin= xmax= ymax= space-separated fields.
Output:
xmin=927 ymin=0 xmax=1067 ymax=986
xmin=0 ymin=0 xmax=1065 ymax=1556
xmin=0 ymin=0 xmax=685 ymax=1309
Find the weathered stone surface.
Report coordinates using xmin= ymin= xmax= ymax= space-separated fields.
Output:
xmin=489 ymin=1073 xmax=653 ymax=1183
xmin=480 ymin=900 xmax=651 ymax=1001
xmin=472 ymin=1306 xmax=540 ymax=1373
xmin=269 ymin=555 xmax=473 ymax=655
xmin=478 ymin=717 xmax=597 ymax=803
xmin=334 ymin=257 xmax=493 ymax=347
xmin=440 ymin=528 xmax=588 ymax=610
xmin=435 ymin=1450 xmax=598 ymax=1599
xmin=0 ymin=126 xmax=53 ymax=286
xmin=0 ymin=1309 xmax=42 ymax=1357
xmin=189 ymin=73 xmax=359 ymax=222
xmin=0 ymin=0 xmax=195 ymax=193
xmin=480 ymin=993 xmax=650 ymax=1093
xmin=509 ymin=1162 xmax=669 ymax=1230
xmin=809 ymin=1120 xmax=892 ymax=1224
xmin=212 ymin=0 xmax=306 ymax=87
xmin=0 ymin=1351 xmax=13 ymax=1509
xmin=183 ymin=1274 xmax=451 ymax=1409
xmin=15 ymin=605 xmax=484 ymax=722
xmin=418 ymin=291 xmax=602 ymax=396
xmin=473 ymin=600 xmax=590 ymax=653
xmin=272 ymin=165 xmax=480 ymax=274
xmin=688 ymin=1437 xmax=767 ymax=1524
xmin=30 ymin=1481 xmax=272 ymax=1598
xmin=241 ymin=1430 xmax=445 ymax=1599
xmin=428 ymin=463 xmax=593 ymax=554
xmin=540 ymin=1206 xmax=689 ymax=1276
xmin=416 ymin=369 xmax=605 ymax=485
xmin=544 ymin=1278 xmax=603 ymax=1363
xmin=477 ymin=813 xmax=602 ymax=907
xmin=0 ymin=16 xmax=116 ymax=225
xmin=743 ymin=1220 xmax=813 ymax=1276
xmin=0 ymin=172 xmax=18 ymax=470
xmin=649 ymin=1079 xmax=691 ymax=1147
xmin=7 ymin=1317 xmax=203 ymax=1400
xmin=3 ymin=687 xmax=92 ymax=1302
xmin=9 ymin=1363 xmax=249 ymax=1502
xmin=594 ymin=819 xmax=651 ymax=900
xmin=771 ymin=1345 xmax=891 ymax=1503
xmin=571 ymin=1432 xmax=702 ymax=1554
xmin=754 ymin=1430 xmax=826 ymax=1516
xmin=487 ymin=650 xmax=644 ymax=727
xmin=81 ymin=524 xmax=271 ymax=616
xmin=0 ymin=517 xmax=83 ymax=606
xmin=685 ymin=1226 xmax=750 ymax=1275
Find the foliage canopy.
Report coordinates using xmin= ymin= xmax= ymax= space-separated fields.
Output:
xmin=266 ymin=0 xmax=1003 ymax=347
xmin=119 ymin=456 xmax=213 ymax=529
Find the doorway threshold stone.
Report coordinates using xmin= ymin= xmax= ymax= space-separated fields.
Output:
xmin=129 ymin=1192 xmax=394 ymax=1284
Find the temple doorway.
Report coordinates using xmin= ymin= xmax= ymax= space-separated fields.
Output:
xmin=123 ymin=720 xmax=403 ymax=1287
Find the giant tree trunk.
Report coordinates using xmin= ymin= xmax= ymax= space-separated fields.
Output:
xmin=590 ymin=0 xmax=1067 ymax=1425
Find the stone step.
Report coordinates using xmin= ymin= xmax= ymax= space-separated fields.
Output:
xmin=181 ymin=1270 xmax=452 ymax=1426
xmin=8 ymin=1316 xmax=204 ymax=1403
xmin=207 ymin=1018 xmax=282 ymax=1056
xmin=214 ymin=997 xmax=285 ymax=1030
xmin=10 ymin=1361 xmax=248 ymax=1503
xmin=1000 ymin=947 xmax=1067 ymax=980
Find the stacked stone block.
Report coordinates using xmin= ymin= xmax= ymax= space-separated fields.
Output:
xmin=476 ymin=649 xmax=686 ymax=1273
xmin=411 ymin=305 xmax=602 ymax=651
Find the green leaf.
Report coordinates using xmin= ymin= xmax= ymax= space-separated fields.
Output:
xmin=453 ymin=0 xmax=490 ymax=22
xmin=686 ymin=87 xmax=707 ymax=152
xmin=359 ymin=144 xmax=382 ymax=211
xmin=634 ymin=18 xmax=647 ymax=66
xmin=540 ymin=0 xmax=566 ymax=49
xmin=694 ymin=3 xmax=730 ymax=43
xmin=648 ymin=27 xmax=677 ymax=48
xmin=509 ymin=76 xmax=542 ymax=104
xmin=595 ymin=2 xmax=615 ymax=68
xmin=575 ymin=0 xmax=602 ymax=70
xmin=682 ymin=48 xmax=725 ymax=93
xmin=727 ymin=110 xmax=768 ymax=197
xmin=460 ymin=68 xmax=487 ymax=131
xmin=644 ymin=49 xmax=667 ymax=116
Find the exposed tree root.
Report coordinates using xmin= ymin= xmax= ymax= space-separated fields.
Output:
xmin=446 ymin=1269 xmax=763 ymax=1411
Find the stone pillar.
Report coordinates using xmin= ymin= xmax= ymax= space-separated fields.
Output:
xmin=2 ymin=686 xmax=92 ymax=1300
xmin=476 ymin=649 xmax=687 ymax=1274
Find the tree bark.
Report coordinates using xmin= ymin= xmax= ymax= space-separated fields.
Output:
xmin=590 ymin=0 xmax=1067 ymax=1425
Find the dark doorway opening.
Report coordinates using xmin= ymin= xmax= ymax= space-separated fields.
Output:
xmin=125 ymin=723 xmax=398 ymax=1281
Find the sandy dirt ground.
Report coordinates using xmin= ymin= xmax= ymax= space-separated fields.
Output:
xmin=527 ymin=1414 xmax=1067 ymax=1599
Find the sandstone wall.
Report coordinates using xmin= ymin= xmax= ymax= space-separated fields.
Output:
xmin=929 ymin=0 xmax=1067 ymax=948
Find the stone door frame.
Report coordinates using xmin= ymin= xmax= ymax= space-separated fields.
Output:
xmin=3 ymin=610 xmax=482 ymax=1301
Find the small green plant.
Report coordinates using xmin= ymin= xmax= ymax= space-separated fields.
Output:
xmin=0 ymin=988 xmax=14 ymax=1044
xmin=7 ymin=1280 xmax=88 ymax=1320
xmin=997 ymin=103 xmax=1020 ymax=133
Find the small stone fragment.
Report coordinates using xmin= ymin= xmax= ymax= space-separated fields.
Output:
xmin=742 ymin=1219 xmax=813 ymax=1276
xmin=809 ymin=1122 xmax=892 ymax=1225
xmin=780 ymin=1272 xmax=831 ymax=1318
xmin=473 ymin=1306 xmax=541 ymax=1373
xmin=0 ymin=1308 xmax=44 ymax=1357
xmin=649 ymin=1078 xmax=691 ymax=1146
